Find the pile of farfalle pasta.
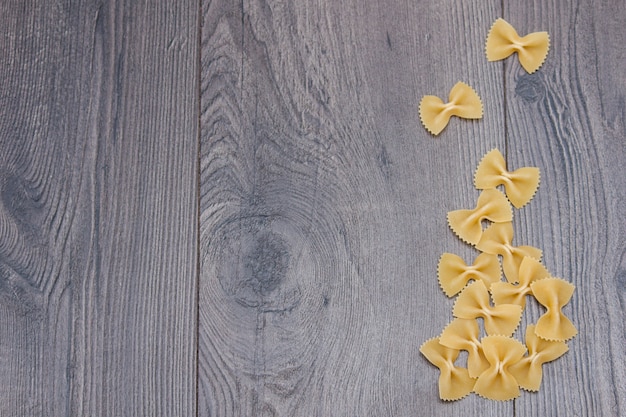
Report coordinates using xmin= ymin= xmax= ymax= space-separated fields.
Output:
xmin=419 ymin=19 xmax=577 ymax=402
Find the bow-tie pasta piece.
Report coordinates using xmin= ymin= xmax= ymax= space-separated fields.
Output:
xmin=530 ymin=277 xmax=578 ymax=341
xmin=453 ymin=280 xmax=523 ymax=336
xmin=440 ymin=318 xmax=490 ymax=378
xmin=419 ymin=81 xmax=483 ymax=135
xmin=474 ymin=148 xmax=540 ymax=209
xmin=485 ymin=18 xmax=550 ymax=74
xmin=509 ymin=325 xmax=569 ymax=391
xmin=419 ymin=338 xmax=476 ymax=400
xmin=438 ymin=252 xmax=501 ymax=297
xmin=448 ymin=189 xmax=512 ymax=244
xmin=491 ymin=256 xmax=551 ymax=308
xmin=473 ymin=335 xmax=527 ymax=401
xmin=476 ymin=222 xmax=542 ymax=283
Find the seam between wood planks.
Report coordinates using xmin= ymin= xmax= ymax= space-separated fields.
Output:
xmin=501 ymin=1 xmax=514 ymax=416
xmin=195 ymin=0 xmax=203 ymax=415
xmin=501 ymin=0 xmax=510 ymax=166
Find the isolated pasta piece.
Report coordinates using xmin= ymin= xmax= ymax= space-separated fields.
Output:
xmin=419 ymin=338 xmax=476 ymax=400
xmin=447 ymin=189 xmax=513 ymax=244
xmin=440 ymin=318 xmax=490 ymax=378
xmin=476 ymin=222 xmax=542 ymax=284
xmin=530 ymin=277 xmax=578 ymax=341
xmin=438 ymin=252 xmax=502 ymax=297
xmin=453 ymin=280 xmax=523 ymax=336
xmin=474 ymin=148 xmax=540 ymax=208
xmin=419 ymin=81 xmax=483 ymax=135
xmin=491 ymin=256 xmax=551 ymax=308
xmin=473 ymin=335 xmax=527 ymax=401
xmin=509 ymin=324 xmax=569 ymax=391
xmin=485 ymin=18 xmax=550 ymax=74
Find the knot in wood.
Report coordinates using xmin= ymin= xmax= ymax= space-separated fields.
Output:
xmin=515 ymin=73 xmax=545 ymax=103
xmin=243 ymin=232 xmax=290 ymax=296
xmin=215 ymin=216 xmax=303 ymax=312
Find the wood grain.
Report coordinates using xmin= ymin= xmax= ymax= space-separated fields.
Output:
xmin=1 ymin=0 xmax=624 ymax=415
xmin=501 ymin=2 xmax=626 ymax=416
xmin=0 ymin=0 xmax=198 ymax=415
xmin=199 ymin=0 xmax=515 ymax=415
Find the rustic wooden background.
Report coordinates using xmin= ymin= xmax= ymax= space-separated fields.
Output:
xmin=1 ymin=0 xmax=624 ymax=416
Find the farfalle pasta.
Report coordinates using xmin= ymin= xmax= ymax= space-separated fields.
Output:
xmin=437 ymin=252 xmax=501 ymax=297
xmin=421 ymin=149 xmax=577 ymax=400
xmin=473 ymin=336 xmax=527 ymax=401
xmin=418 ymin=11 xmax=576 ymax=399
xmin=475 ymin=221 xmax=542 ymax=283
xmin=447 ymin=189 xmax=512 ymax=244
xmin=491 ymin=256 xmax=551 ymax=307
xmin=453 ymin=280 xmax=522 ymax=336
xmin=439 ymin=318 xmax=489 ymax=378
xmin=531 ymin=277 xmax=578 ymax=341
xmin=474 ymin=148 xmax=540 ymax=209
xmin=509 ymin=325 xmax=569 ymax=391
xmin=419 ymin=81 xmax=483 ymax=135
xmin=419 ymin=338 xmax=476 ymax=400
xmin=485 ymin=18 xmax=550 ymax=74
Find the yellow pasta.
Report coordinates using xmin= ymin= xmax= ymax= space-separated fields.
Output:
xmin=440 ymin=318 xmax=490 ymax=378
xmin=473 ymin=335 xmax=527 ymax=401
xmin=491 ymin=256 xmax=551 ymax=308
xmin=530 ymin=277 xmax=578 ymax=341
xmin=419 ymin=81 xmax=483 ymax=135
xmin=485 ymin=18 xmax=550 ymax=74
xmin=509 ymin=325 xmax=569 ymax=391
xmin=453 ymin=280 xmax=522 ymax=336
xmin=419 ymin=338 xmax=476 ymax=400
xmin=474 ymin=148 xmax=540 ymax=209
xmin=416 ymin=74 xmax=575 ymax=399
xmin=476 ymin=222 xmax=542 ymax=284
xmin=438 ymin=252 xmax=501 ymax=297
xmin=447 ymin=189 xmax=512 ymax=244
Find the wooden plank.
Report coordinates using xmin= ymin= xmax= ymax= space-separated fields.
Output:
xmin=502 ymin=3 xmax=626 ymax=416
xmin=0 ymin=1 xmax=198 ymax=415
xmin=199 ymin=0 xmax=515 ymax=415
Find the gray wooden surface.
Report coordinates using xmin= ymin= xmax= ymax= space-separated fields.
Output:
xmin=1 ymin=0 xmax=624 ymax=416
